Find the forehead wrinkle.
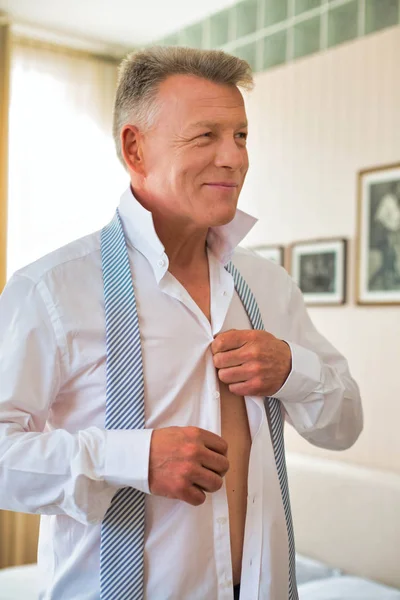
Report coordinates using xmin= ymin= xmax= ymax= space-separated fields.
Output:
xmin=156 ymin=82 xmax=247 ymax=136
xmin=189 ymin=115 xmax=248 ymax=127
xmin=192 ymin=95 xmax=244 ymax=108
xmin=183 ymin=103 xmax=247 ymax=130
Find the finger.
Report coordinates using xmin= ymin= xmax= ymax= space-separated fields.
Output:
xmin=228 ymin=381 xmax=260 ymax=396
xmin=213 ymin=347 xmax=245 ymax=369
xmin=200 ymin=429 xmax=228 ymax=456
xmin=184 ymin=485 xmax=207 ymax=507
xmin=201 ymin=448 xmax=230 ymax=476
xmin=211 ymin=329 xmax=247 ymax=354
xmin=191 ymin=466 xmax=224 ymax=494
xmin=218 ymin=366 xmax=249 ymax=385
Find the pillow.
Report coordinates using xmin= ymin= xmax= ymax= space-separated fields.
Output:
xmin=299 ymin=576 xmax=400 ymax=600
xmin=296 ymin=553 xmax=342 ymax=585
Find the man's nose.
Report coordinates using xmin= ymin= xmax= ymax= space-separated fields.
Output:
xmin=214 ymin=138 xmax=247 ymax=170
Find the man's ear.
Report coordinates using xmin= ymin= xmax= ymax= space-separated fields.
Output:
xmin=120 ymin=125 xmax=146 ymax=176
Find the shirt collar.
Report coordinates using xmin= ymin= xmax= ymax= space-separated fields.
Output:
xmin=117 ymin=186 xmax=257 ymax=270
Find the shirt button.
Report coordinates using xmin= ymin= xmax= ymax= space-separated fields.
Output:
xmin=222 ymin=290 xmax=228 ymax=296
xmin=157 ymin=259 xmax=165 ymax=267
xmin=214 ymin=391 xmax=220 ymax=399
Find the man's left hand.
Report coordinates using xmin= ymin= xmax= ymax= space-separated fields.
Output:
xmin=211 ymin=330 xmax=292 ymax=397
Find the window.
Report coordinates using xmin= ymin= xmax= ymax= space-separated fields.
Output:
xmin=7 ymin=42 xmax=126 ymax=276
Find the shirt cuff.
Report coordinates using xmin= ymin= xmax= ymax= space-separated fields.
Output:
xmin=274 ymin=341 xmax=322 ymax=403
xmin=104 ymin=429 xmax=153 ymax=494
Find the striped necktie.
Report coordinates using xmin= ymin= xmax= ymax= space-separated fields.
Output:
xmin=226 ymin=261 xmax=298 ymax=600
xmin=100 ymin=211 xmax=146 ymax=600
xmin=99 ymin=210 xmax=298 ymax=600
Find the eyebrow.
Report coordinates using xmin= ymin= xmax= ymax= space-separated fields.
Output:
xmin=188 ymin=120 xmax=248 ymax=130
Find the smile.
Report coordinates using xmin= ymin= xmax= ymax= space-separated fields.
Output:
xmin=204 ymin=183 xmax=238 ymax=188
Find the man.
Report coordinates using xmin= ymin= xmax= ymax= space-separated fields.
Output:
xmin=0 ymin=47 xmax=362 ymax=600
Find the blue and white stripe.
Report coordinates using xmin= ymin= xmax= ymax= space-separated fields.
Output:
xmin=100 ymin=210 xmax=146 ymax=600
xmin=226 ymin=261 xmax=298 ymax=600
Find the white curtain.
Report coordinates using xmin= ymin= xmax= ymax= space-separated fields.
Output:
xmin=7 ymin=40 xmax=127 ymax=277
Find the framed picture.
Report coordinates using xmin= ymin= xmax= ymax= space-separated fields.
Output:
xmin=250 ymin=245 xmax=284 ymax=267
xmin=357 ymin=162 xmax=400 ymax=305
xmin=289 ymin=238 xmax=347 ymax=305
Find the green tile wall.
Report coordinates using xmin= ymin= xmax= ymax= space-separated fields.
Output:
xmin=181 ymin=23 xmax=203 ymax=48
xmin=236 ymin=0 xmax=259 ymax=38
xmin=365 ymin=0 xmax=399 ymax=34
xmin=293 ymin=16 xmax=321 ymax=59
xmin=153 ymin=0 xmax=400 ymax=74
xmin=263 ymin=0 xmax=288 ymax=27
xmin=328 ymin=1 xmax=359 ymax=48
xmin=234 ymin=41 xmax=258 ymax=70
xmin=210 ymin=8 xmax=231 ymax=47
xmin=262 ymin=30 xmax=287 ymax=68
xmin=294 ymin=0 xmax=322 ymax=16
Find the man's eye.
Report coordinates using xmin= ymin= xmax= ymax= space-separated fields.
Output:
xmin=236 ymin=132 xmax=248 ymax=140
xmin=200 ymin=132 xmax=212 ymax=138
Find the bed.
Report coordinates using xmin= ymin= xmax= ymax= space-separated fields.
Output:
xmin=288 ymin=452 xmax=400 ymax=599
xmin=0 ymin=453 xmax=399 ymax=599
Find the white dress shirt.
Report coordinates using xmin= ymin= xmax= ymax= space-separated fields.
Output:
xmin=0 ymin=187 xmax=363 ymax=600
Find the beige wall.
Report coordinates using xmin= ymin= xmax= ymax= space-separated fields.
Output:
xmin=0 ymin=19 xmax=10 ymax=293
xmin=240 ymin=26 xmax=400 ymax=475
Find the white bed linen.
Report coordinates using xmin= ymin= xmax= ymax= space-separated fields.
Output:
xmin=1 ymin=560 xmax=400 ymax=600
xmin=299 ymin=576 xmax=400 ymax=600
xmin=0 ymin=564 xmax=42 ymax=600
xmin=295 ymin=553 xmax=342 ymax=585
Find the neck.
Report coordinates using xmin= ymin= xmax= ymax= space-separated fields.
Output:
xmin=131 ymin=184 xmax=209 ymax=271
xmin=151 ymin=212 xmax=208 ymax=271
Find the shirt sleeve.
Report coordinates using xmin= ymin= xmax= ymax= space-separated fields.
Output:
xmin=273 ymin=277 xmax=363 ymax=451
xmin=0 ymin=274 xmax=152 ymax=525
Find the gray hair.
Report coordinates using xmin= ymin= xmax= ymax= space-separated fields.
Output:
xmin=113 ymin=45 xmax=254 ymax=166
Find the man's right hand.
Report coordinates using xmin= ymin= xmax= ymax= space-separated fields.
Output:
xmin=148 ymin=426 xmax=229 ymax=506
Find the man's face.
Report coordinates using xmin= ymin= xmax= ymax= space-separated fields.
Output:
xmin=136 ymin=74 xmax=249 ymax=228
